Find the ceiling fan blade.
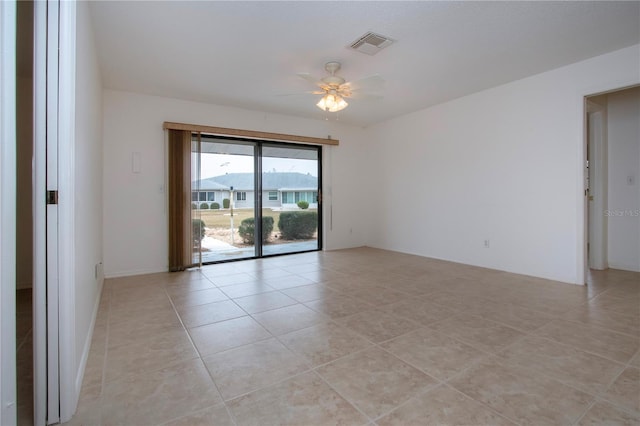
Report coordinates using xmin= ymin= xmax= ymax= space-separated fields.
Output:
xmin=346 ymin=92 xmax=383 ymax=101
xmin=343 ymin=75 xmax=385 ymax=92
xmin=277 ymin=91 xmax=325 ymax=97
xmin=296 ymin=73 xmax=324 ymax=87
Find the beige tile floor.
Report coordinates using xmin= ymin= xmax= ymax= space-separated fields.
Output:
xmin=65 ymin=247 xmax=640 ymax=425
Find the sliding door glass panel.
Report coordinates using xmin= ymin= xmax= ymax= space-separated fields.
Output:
xmin=192 ymin=137 xmax=256 ymax=263
xmin=191 ymin=137 xmax=202 ymax=265
xmin=261 ymin=144 xmax=320 ymax=256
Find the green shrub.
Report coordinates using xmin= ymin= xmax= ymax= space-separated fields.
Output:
xmin=200 ymin=202 xmax=209 ymax=209
xmin=278 ymin=211 xmax=317 ymax=240
xmin=223 ymin=198 xmax=230 ymax=209
xmin=297 ymin=200 xmax=309 ymax=210
xmin=191 ymin=203 xmax=197 ymax=210
xmin=210 ymin=202 xmax=220 ymax=210
xmin=192 ymin=219 xmax=206 ymax=245
xmin=238 ymin=216 xmax=274 ymax=244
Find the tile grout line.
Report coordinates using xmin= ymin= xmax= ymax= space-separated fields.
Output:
xmin=162 ymin=283 xmax=230 ymax=419
xmin=362 ymin=344 xmax=447 ymax=423
xmin=441 ymin=353 xmax=596 ymax=426
xmin=178 ymin=268 xmax=241 ymax=426
xmin=572 ymin=398 xmax=600 ymax=426
xmin=310 ymin=369 xmax=376 ymax=425
xmin=594 ymin=362 xmax=640 ymax=415
xmin=444 ymin=383 xmax=525 ymax=426
xmin=464 ymin=322 xmax=633 ymax=404
xmin=528 ymin=321 xmax=639 ymax=364
xmin=555 ymin=314 xmax=640 ymax=340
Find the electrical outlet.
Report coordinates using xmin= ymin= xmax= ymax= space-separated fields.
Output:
xmin=483 ymin=239 xmax=490 ymax=248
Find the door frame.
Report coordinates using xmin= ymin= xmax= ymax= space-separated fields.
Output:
xmin=34 ymin=0 xmax=77 ymax=423
xmin=586 ymin=100 xmax=608 ymax=270
xmin=57 ymin=0 xmax=77 ymax=421
xmin=580 ymin=83 xmax=639 ymax=284
xmin=33 ymin=0 xmax=51 ymax=423
xmin=192 ymin=135 xmax=323 ymax=264
xmin=0 ymin=0 xmax=17 ymax=424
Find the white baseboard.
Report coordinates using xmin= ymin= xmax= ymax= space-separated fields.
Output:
xmin=364 ymin=244 xmax=579 ymax=285
xmin=74 ymin=276 xmax=104 ymax=403
xmin=608 ymin=262 xmax=640 ymax=273
xmin=104 ymin=266 xmax=167 ymax=279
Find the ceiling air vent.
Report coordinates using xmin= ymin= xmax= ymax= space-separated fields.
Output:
xmin=349 ymin=32 xmax=394 ymax=56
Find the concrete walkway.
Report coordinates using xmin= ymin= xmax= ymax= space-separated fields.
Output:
xmin=198 ymin=239 xmax=317 ymax=263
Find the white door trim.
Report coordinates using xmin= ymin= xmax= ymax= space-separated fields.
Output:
xmin=34 ymin=1 xmax=77 ymax=423
xmin=0 ymin=1 xmax=17 ymax=424
xmin=57 ymin=1 xmax=77 ymax=422
xmin=33 ymin=1 xmax=48 ymax=424
xmin=45 ymin=1 xmax=60 ymax=422
xmin=586 ymin=100 xmax=608 ymax=270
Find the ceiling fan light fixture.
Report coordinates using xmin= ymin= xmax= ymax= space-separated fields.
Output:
xmin=316 ymin=93 xmax=348 ymax=112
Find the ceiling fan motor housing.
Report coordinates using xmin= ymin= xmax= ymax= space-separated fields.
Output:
xmin=322 ymin=75 xmax=346 ymax=86
xmin=322 ymin=62 xmax=346 ymax=87
xmin=324 ymin=61 xmax=341 ymax=74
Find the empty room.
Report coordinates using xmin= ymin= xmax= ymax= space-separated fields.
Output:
xmin=1 ymin=1 xmax=639 ymax=425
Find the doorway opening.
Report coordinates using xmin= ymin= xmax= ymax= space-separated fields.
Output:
xmin=191 ymin=135 xmax=322 ymax=265
xmin=16 ymin=0 xmax=34 ymax=424
xmin=585 ymin=85 xmax=640 ymax=285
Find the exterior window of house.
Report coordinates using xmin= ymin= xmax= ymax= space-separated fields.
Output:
xmin=268 ymin=191 xmax=278 ymax=201
xmin=207 ymin=192 xmax=215 ymax=201
xmin=287 ymin=191 xmax=317 ymax=203
xmin=199 ymin=192 xmax=207 ymax=201
xmin=192 ymin=191 xmax=198 ymax=202
xmin=236 ymin=191 xmax=247 ymax=201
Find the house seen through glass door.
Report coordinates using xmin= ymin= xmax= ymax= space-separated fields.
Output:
xmin=191 ymin=135 xmax=321 ymax=264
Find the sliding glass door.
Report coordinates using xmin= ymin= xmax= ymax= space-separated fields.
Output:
xmin=262 ymin=144 xmax=320 ymax=256
xmin=192 ymin=138 xmax=256 ymax=263
xmin=191 ymin=135 xmax=321 ymax=264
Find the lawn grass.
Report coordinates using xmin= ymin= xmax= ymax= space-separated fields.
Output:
xmin=195 ymin=208 xmax=317 ymax=233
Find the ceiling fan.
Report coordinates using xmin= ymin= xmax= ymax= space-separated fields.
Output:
xmin=296 ymin=62 xmax=384 ymax=112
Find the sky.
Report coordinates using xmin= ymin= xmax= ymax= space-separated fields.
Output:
xmin=198 ymin=153 xmax=318 ymax=179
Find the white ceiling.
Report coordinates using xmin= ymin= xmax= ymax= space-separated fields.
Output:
xmin=89 ymin=1 xmax=640 ymax=127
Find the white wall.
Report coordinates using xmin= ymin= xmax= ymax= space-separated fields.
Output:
xmin=607 ymin=87 xmax=640 ymax=272
xmin=73 ymin=0 xmax=104 ymax=406
xmin=366 ymin=45 xmax=640 ymax=284
xmin=102 ymin=90 xmax=370 ymax=277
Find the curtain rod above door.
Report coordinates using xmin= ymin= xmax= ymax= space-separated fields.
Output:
xmin=163 ymin=122 xmax=339 ymax=146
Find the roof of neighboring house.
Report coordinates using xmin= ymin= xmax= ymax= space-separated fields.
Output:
xmin=192 ymin=180 xmax=229 ymax=191
xmin=196 ymin=172 xmax=318 ymax=191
